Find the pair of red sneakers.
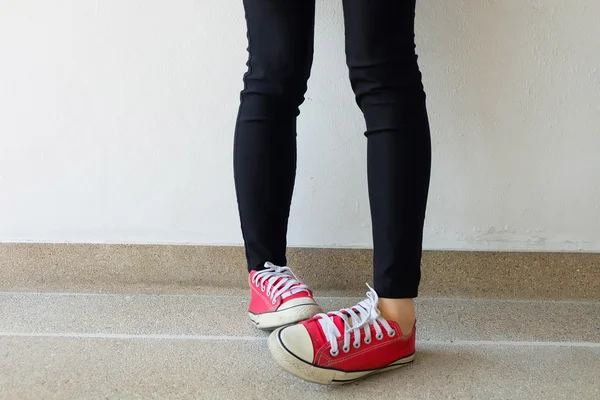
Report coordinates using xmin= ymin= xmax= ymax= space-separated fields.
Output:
xmin=248 ymin=262 xmax=416 ymax=385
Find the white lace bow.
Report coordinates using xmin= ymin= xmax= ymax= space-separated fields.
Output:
xmin=316 ymin=285 xmax=395 ymax=356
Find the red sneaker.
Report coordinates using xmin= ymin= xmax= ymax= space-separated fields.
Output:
xmin=268 ymin=285 xmax=415 ymax=384
xmin=248 ymin=262 xmax=322 ymax=330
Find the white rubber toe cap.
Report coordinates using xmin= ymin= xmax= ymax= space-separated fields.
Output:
xmin=278 ymin=324 xmax=315 ymax=364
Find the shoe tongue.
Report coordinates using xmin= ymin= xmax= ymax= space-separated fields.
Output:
xmin=332 ymin=310 xmax=371 ymax=332
xmin=325 ymin=311 xmax=355 ymax=336
xmin=312 ymin=311 xmax=366 ymax=348
xmin=312 ymin=314 xmax=347 ymax=347
xmin=283 ymin=291 xmax=310 ymax=302
xmin=269 ymin=276 xmax=308 ymax=299
xmin=333 ymin=314 xmax=348 ymax=333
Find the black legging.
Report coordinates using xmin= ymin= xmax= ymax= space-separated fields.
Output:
xmin=234 ymin=0 xmax=431 ymax=299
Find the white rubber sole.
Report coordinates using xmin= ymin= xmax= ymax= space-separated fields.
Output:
xmin=248 ymin=303 xmax=322 ymax=331
xmin=268 ymin=327 xmax=415 ymax=385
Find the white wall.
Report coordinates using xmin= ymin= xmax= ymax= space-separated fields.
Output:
xmin=1 ymin=1 xmax=599 ymax=251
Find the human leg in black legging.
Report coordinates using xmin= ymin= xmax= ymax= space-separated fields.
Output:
xmin=235 ymin=0 xmax=430 ymax=314
xmin=343 ymin=0 xmax=431 ymax=299
xmin=343 ymin=0 xmax=431 ymax=334
xmin=234 ymin=0 xmax=316 ymax=272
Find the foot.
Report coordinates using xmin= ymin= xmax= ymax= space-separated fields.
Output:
xmin=378 ymin=297 xmax=416 ymax=337
xmin=248 ymin=262 xmax=322 ymax=331
xmin=268 ymin=285 xmax=416 ymax=384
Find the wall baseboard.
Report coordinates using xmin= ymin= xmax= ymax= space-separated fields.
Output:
xmin=1 ymin=243 xmax=598 ymax=300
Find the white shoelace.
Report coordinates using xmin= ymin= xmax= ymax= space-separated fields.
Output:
xmin=251 ymin=262 xmax=310 ymax=304
xmin=316 ymin=285 xmax=395 ymax=356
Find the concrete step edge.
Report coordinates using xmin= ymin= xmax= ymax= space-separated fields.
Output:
xmin=1 ymin=243 xmax=599 ymax=300
xmin=1 ymin=291 xmax=599 ymax=344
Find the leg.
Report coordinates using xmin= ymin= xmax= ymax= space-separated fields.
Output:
xmin=264 ymin=2 xmax=428 ymax=382
xmin=342 ymin=0 xmax=431 ymax=328
xmin=234 ymin=0 xmax=316 ymax=271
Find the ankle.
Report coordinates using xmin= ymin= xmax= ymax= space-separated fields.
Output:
xmin=378 ymin=298 xmax=416 ymax=337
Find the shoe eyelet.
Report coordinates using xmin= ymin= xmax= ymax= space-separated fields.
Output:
xmin=364 ymin=338 xmax=372 ymax=345
xmin=272 ymin=299 xmax=277 ymax=305
xmin=376 ymin=333 xmax=384 ymax=341
xmin=343 ymin=345 xmax=350 ymax=353
xmin=330 ymin=349 xmax=339 ymax=357
xmin=261 ymin=286 xmax=266 ymax=292
xmin=255 ymin=282 xmax=260 ymax=288
xmin=388 ymin=330 xmax=396 ymax=338
xmin=353 ymin=342 xmax=360 ymax=349
xmin=266 ymin=290 xmax=271 ymax=296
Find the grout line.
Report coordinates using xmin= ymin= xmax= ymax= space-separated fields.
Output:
xmin=0 ymin=332 xmax=268 ymax=341
xmin=0 ymin=292 xmax=598 ymax=305
xmin=420 ymin=340 xmax=600 ymax=348
xmin=0 ymin=292 xmax=248 ymax=298
xmin=1 ymin=332 xmax=600 ymax=348
xmin=414 ymin=297 xmax=600 ymax=305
